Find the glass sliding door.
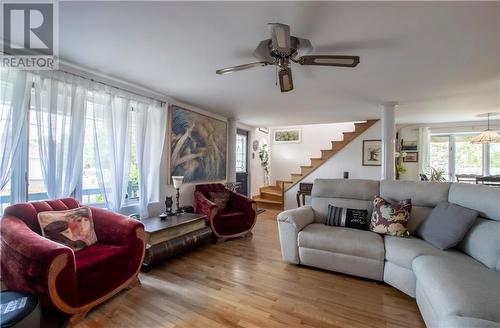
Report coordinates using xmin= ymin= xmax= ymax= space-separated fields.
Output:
xmin=430 ymin=135 xmax=450 ymax=180
xmin=490 ymin=143 xmax=500 ymax=175
xmin=454 ymin=135 xmax=482 ymax=176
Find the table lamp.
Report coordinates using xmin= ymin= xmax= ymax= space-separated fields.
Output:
xmin=172 ymin=176 xmax=184 ymax=213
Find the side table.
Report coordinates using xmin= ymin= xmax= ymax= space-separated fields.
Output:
xmin=140 ymin=213 xmax=214 ymax=271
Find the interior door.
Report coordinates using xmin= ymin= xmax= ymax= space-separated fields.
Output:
xmin=236 ymin=129 xmax=249 ymax=195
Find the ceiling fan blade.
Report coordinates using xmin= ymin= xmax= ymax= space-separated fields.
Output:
xmin=216 ymin=61 xmax=271 ymax=75
xmin=268 ymin=23 xmax=291 ymax=55
xmin=298 ymin=55 xmax=360 ymax=67
xmin=278 ymin=67 xmax=293 ymax=92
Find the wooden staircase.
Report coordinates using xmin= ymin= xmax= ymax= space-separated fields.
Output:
xmin=252 ymin=120 xmax=378 ymax=210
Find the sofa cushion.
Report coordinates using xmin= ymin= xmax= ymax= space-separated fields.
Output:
xmin=311 ymin=179 xmax=379 ymax=200
xmin=298 ymin=223 xmax=384 ymax=261
xmin=448 ymin=183 xmax=500 ymax=222
xmin=209 ymin=191 xmax=230 ymax=211
xmin=75 ymin=243 xmax=131 ymax=304
xmin=370 ymin=196 xmax=411 ymax=237
xmin=380 ymin=180 xmax=451 ymax=208
xmin=458 ymin=217 xmax=500 ymax=270
xmin=38 ymin=207 xmax=98 ymax=251
xmin=325 ymin=205 xmax=368 ymax=230
xmin=417 ymin=201 xmax=478 ymax=250
xmin=413 ymin=254 xmax=500 ymax=323
xmin=311 ymin=198 xmax=372 ymax=223
xmin=384 ymin=235 xmax=444 ymax=270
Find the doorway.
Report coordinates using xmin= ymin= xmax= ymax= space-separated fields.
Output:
xmin=236 ymin=129 xmax=249 ymax=195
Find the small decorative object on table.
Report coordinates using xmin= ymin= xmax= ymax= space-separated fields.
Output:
xmin=160 ymin=195 xmax=174 ymax=219
xmin=172 ymin=176 xmax=184 ymax=213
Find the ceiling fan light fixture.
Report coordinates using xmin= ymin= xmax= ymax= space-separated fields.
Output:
xmin=470 ymin=130 xmax=500 ymax=144
xmin=470 ymin=113 xmax=500 ymax=144
xmin=278 ymin=67 xmax=293 ymax=92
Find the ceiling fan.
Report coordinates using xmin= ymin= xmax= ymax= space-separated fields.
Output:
xmin=216 ymin=23 xmax=360 ymax=92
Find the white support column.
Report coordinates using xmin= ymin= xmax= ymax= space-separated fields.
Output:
xmin=227 ymin=117 xmax=238 ymax=182
xmin=381 ymin=102 xmax=397 ymax=180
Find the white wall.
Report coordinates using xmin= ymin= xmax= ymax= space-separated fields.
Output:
xmin=283 ymin=121 xmax=382 ymax=209
xmin=270 ymin=122 xmax=356 ymax=184
xmin=397 ymin=126 xmax=420 ymax=181
xmin=236 ymin=123 xmax=271 ymax=197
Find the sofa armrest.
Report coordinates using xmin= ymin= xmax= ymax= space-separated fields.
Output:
xmin=277 ymin=205 xmax=315 ymax=230
xmin=277 ymin=206 xmax=314 ymax=264
xmin=194 ymin=190 xmax=218 ymax=223
xmin=0 ymin=215 xmax=78 ymax=308
xmin=230 ymin=192 xmax=256 ymax=216
xmin=89 ymin=207 xmax=144 ymax=246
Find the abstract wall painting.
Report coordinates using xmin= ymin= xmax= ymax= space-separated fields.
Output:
xmin=169 ymin=105 xmax=227 ymax=183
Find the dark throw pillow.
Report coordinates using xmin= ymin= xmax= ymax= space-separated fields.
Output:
xmin=417 ymin=201 xmax=478 ymax=250
xmin=326 ymin=205 xmax=368 ymax=230
xmin=370 ymin=196 xmax=412 ymax=237
xmin=209 ymin=191 xmax=231 ymax=211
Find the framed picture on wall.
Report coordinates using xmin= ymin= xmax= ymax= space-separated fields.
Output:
xmin=401 ymin=140 xmax=418 ymax=151
xmin=362 ymin=140 xmax=382 ymax=166
xmin=403 ymin=152 xmax=418 ymax=162
xmin=273 ymin=128 xmax=301 ymax=143
xmin=168 ymin=104 xmax=227 ymax=183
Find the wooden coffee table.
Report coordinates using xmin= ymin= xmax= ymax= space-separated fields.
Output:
xmin=141 ymin=213 xmax=213 ymax=271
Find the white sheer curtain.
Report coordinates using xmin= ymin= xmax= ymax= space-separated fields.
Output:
xmin=0 ymin=68 xmax=32 ymax=192
xmin=418 ymin=127 xmax=430 ymax=174
xmin=32 ymin=72 xmax=87 ymax=199
xmin=135 ymin=101 xmax=167 ymax=217
xmin=90 ymin=92 xmax=131 ymax=211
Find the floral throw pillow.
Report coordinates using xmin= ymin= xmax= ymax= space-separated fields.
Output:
xmin=369 ymin=196 xmax=412 ymax=237
xmin=38 ymin=207 xmax=98 ymax=251
xmin=209 ymin=191 xmax=231 ymax=211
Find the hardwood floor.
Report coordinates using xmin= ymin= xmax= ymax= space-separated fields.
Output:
xmin=74 ymin=210 xmax=425 ymax=328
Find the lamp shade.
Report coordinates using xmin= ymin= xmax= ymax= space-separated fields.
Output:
xmin=470 ymin=130 xmax=500 ymax=144
xmin=172 ymin=176 xmax=184 ymax=189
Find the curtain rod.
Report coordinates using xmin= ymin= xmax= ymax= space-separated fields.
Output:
xmin=57 ymin=65 xmax=167 ymax=105
xmin=1 ymin=50 xmax=169 ymax=105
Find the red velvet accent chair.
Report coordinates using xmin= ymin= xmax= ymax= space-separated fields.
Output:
xmin=194 ymin=183 xmax=257 ymax=241
xmin=0 ymin=198 xmax=146 ymax=322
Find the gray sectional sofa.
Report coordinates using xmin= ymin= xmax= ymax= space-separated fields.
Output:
xmin=277 ymin=179 xmax=500 ymax=328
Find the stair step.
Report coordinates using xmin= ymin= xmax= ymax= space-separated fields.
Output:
xmin=291 ymin=173 xmax=302 ymax=177
xmin=260 ymin=190 xmax=282 ymax=202
xmin=310 ymin=158 xmax=324 ymax=165
xmin=253 ymin=197 xmax=283 ymax=205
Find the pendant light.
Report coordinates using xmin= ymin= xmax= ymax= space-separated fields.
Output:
xmin=470 ymin=113 xmax=500 ymax=144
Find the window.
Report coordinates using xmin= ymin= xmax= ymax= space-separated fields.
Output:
xmin=236 ymin=133 xmax=247 ymax=172
xmin=490 ymin=143 xmax=500 ymax=175
xmin=81 ymin=100 xmax=105 ymax=205
xmin=430 ymin=132 xmax=500 ymax=181
xmin=27 ymin=105 xmax=48 ymax=201
xmin=454 ymin=135 xmax=482 ymax=176
xmin=430 ymin=136 xmax=450 ymax=179
xmin=126 ymin=109 xmax=139 ymax=202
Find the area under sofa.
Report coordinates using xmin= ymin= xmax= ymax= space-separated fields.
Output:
xmin=277 ymin=179 xmax=500 ymax=328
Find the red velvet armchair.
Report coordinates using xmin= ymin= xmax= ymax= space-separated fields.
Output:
xmin=194 ymin=184 xmax=257 ymax=241
xmin=0 ymin=198 xmax=145 ymax=322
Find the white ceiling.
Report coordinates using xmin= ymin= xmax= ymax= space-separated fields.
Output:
xmin=57 ymin=1 xmax=499 ymax=126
